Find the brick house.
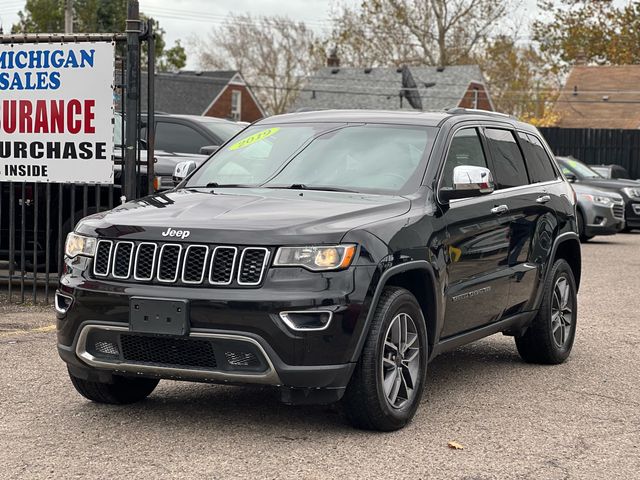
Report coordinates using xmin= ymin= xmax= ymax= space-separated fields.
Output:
xmin=553 ymin=65 xmax=640 ymax=129
xmin=142 ymin=70 xmax=266 ymax=122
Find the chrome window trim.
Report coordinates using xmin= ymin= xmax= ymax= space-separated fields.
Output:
xmin=279 ymin=310 xmax=334 ymax=332
xmin=111 ymin=241 xmax=135 ymax=279
xmin=92 ymin=240 xmax=113 ymax=277
xmin=237 ymin=247 xmax=270 ymax=286
xmin=181 ymin=244 xmax=209 ymax=284
xmin=208 ymin=246 xmax=238 ymax=286
xmin=75 ymin=324 xmax=281 ymax=385
xmin=133 ymin=242 xmax=158 ymax=281
xmin=157 ymin=243 xmax=183 ymax=283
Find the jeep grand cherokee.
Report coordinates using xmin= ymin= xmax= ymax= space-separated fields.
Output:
xmin=57 ymin=109 xmax=581 ymax=431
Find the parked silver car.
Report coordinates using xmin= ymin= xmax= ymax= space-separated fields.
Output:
xmin=571 ymin=183 xmax=625 ymax=241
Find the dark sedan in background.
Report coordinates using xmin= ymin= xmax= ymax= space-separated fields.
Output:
xmin=557 ymin=156 xmax=640 ymax=231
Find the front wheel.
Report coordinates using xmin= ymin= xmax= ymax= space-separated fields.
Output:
xmin=68 ymin=369 xmax=159 ymax=404
xmin=343 ymin=287 xmax=428 ymax=431
xmin=515 ymin=259 xmax=577 ymax=364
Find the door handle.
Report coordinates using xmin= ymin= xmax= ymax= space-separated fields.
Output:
xmin=536 ymin=195 xmax=551 ymax=204
xmin=491 ymin=204 xmax=509 ymax=215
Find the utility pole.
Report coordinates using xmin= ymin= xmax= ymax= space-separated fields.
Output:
xmin=64 ymin=0 xmax=73 ymax=33
xmin=124 ymin=0 xmax=141 ymax=201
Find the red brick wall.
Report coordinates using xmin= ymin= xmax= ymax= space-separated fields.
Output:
xmin=457 ymin=82 xmax=493 ymax=111
xmin=204 ymin=84 xmax=264 ymax=122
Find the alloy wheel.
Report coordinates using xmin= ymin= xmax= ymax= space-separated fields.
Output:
xmin=380 ymin=312 xmax=421 ymax=409
xmin=551 ymin=276 xmax=574 ymax=348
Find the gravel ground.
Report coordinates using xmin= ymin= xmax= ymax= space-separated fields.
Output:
xmin=1 ymin=233 xmax=639 ymax=479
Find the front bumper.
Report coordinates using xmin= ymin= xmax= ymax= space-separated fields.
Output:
xmin=57 ymin=258 xmax=375 ymax=400
xmin=582 ymin=201 xmax=625 ymax=236
xmin=626 ymin=202 xmax=640 ymax=228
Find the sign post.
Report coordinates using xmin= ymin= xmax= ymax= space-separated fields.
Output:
xmin=0 ymin=41 xmax=115 ymax=183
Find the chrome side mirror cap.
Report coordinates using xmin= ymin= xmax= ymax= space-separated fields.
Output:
xmin=173 ymin=160 xmax=197 ymax=182
xmin=440 ymin=165 xmax=495 ymax=201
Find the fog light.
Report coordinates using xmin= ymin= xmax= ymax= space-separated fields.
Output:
xmin=279 ymin=311 xmax=333 ymax=331
xmin=94 ymin=341 xmax=119 ymax=357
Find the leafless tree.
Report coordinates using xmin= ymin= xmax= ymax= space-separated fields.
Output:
xmin=191 ymin=14 xmax=325 ymax=115
xmin=329 ymin=0 xmax=509 ymax=67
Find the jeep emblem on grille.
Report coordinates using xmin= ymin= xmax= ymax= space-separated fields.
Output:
xmin=161 ymin=227 xmax=191 ymax=239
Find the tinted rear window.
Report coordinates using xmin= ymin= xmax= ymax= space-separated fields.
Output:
xmin=517 ymin=132 xmax=558 ymax=183
xmin=485 ymin=128 xmax=529 ymax=189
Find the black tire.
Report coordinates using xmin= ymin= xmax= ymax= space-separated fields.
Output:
xmin=68 ymin=368 xmax=159 ymax=404
xmin=342 ymin=287 xmax=428 ymax=431
xmin=515 ymin=259 xmax=577 ymax=364
xmin=577 ymin=210 xmax=592 ymax=242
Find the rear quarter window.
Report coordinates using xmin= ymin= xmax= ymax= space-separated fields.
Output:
xmin=517 ymin=132 xmax=558 ymax=183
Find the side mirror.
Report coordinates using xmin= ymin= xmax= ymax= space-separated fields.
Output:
xmin=440 ymin=165 xmax=495 ymax=201
xmin=565 ymin=172 xmax=577 ymax=183
xmin=173 ymin=160 xmax=197 ymax=182
xmin=199 ymin=145 xmax=220 ymax=155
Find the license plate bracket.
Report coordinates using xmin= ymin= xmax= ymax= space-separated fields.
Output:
xmin=130 ymin=297 xmax=189 ymax=336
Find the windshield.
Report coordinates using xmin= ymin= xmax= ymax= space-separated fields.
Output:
xmin=199 ymin=120 xmax=244 ymax=141
xmin=558 ymin=158 xmax=602 ymax=179
xmin=185 ymin=123 xmax=436 ymax=194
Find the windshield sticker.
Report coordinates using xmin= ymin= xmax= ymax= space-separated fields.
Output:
xmin=568 ymin=160 xmax=579 ymax=168
xmin=228 ymin=127 xmax=280 ymax=151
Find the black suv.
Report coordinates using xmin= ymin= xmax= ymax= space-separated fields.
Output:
xmin=57 ymin=109 xmax=581 ymax=431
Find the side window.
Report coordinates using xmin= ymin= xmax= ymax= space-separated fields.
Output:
xmin=154 ymin=122 xmax=210 ymax=154
xmin=484 ymin=128 xmax=529 ymax=189
xmin=441 ymin=128 xmax=488 ymax=189
xmin=517 ymin=132 xmax=558 ymax=183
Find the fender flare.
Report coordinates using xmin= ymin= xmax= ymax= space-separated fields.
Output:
xmin=349 ymin=260 xmax=440 ymax=363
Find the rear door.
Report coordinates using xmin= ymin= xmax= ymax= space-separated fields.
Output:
xmin=439 ymin=127 xmax=511 ymax=337
xmin=483 ymin=128 xmax=559 ymax=316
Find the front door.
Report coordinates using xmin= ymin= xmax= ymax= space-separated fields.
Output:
xmin=438 ymin=127 xmax=511 ymax=337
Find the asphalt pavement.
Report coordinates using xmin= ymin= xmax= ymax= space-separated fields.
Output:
xmin=1 ymin=233 xmax=639 ymax=479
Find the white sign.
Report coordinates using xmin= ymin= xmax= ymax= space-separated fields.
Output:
xmin=0 ymin=42 xmax=115 ymax=183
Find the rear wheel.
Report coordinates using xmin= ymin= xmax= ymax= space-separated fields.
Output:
xmin=515 ymin=259 xmax=577 ymax=364
xmin=68 ymin=368 xmax=159 ymax=404
xmin=343 ymin=287 xmax=428 ymax=431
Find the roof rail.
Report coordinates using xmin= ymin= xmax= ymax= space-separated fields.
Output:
xmin=445 ymin=107 xmax=515 ymax=119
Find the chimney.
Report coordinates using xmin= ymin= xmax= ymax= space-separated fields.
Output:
xmin=327 ymin=47 xmax=340 ymax=68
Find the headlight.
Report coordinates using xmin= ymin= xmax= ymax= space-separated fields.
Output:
xmin=274 ymin=245 xmax=356 ymax=271
xmin=64 ymin=233 xmax=97 ymax=258
xmin=579 ymin=194 xmax=614 ymax=206
xmin=623 ymin=187 xmax=640 ymax=199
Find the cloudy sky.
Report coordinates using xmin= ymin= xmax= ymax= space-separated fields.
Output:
xmin=0 ymin=0 xmax=544 ymax=68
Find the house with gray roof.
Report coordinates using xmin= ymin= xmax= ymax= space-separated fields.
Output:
xmin=141 ymin=70 xmax=266 ymax=122
xmin=291 ymin=60 xmax=493 ymax=113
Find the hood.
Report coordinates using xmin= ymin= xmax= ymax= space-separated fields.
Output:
xmin=76 ymin=188 xmax=411 ymax=245
xmin=571 ymin=182 xmax=623 ymax=199
xmin=575 ymin=178 xmax=640 ymax=190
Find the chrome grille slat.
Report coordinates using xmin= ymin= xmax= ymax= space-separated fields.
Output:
xmin=612 ymin=203 xmax=624 ymax=220
xmin=93 ymin=241 xmax=269 ymax=287
xmin=209 ymin=246 xmax=238 ymax=285
xmin=112 ymin=241 xmax=134 ymax=279
xmin=182 ymin=245 xmax=209 ymax=284
xmin=134 ymin=242 xmax=158 ymax=281
xmin=157 ymin=244 xmax=182 ymax=283
xmin=238 ymin=247 xmax=270 ymax=286
xmin=93 ymin=240 xmax=113 ymax=277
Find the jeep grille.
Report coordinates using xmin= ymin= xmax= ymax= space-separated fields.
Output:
xmin=92 ymin=240 xmax=270 ymax=287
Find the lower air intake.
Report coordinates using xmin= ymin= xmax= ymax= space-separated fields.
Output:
xmin=120 ymin=334 xmax=217 ymax=369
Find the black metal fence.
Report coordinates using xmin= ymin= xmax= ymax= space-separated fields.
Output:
xmin=1 ymin=5 xmax=155 ymax=304
xmin=540 ymin=127 xmax=640 ymax=179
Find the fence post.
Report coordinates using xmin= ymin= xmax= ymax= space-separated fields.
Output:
xmin=146 ymin=19 xmax=156 ymax=195
xmin=124 ymin=0 xmax=141 ymax=201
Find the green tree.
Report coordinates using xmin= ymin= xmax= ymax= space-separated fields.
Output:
xmin=11 ymin=0 xmax=186 ymax=72
xmin=532 ymin=0 xmax=640 ymax=70
xmin=477 ymin=35 xmax=559 ymax=123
